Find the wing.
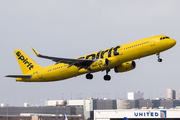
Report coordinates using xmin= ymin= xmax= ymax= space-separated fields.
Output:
xmin=31 ymin=47 xmax=95 ymax=69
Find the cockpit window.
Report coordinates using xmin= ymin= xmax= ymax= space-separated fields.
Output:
xmin=160 ymin=37 xmax=170 ymax=40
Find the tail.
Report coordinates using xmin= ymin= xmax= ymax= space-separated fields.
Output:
xmin=64 ymin=114 xmax=68 ymax=120
xmin=124 ymin=117 xmax=129 ymax=120
xmin=14 ymin=49 xmax=41 ymax=74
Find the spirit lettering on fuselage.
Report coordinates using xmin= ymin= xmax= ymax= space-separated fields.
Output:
xmin=16 ymin=51 xmax=34 ymax=70
xmin=78 ymin=46 xmax=121 ymax=60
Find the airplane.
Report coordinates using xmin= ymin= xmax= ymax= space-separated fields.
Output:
xmin=124 ymin=117 xmax=129 ymax=120
xmin=5 ymin=35 xmax=176 ymax=82
xmin=64 ymin=114 xmax=68 ymax=120
xmin=58 ymin=114 xmax=68 ymax=120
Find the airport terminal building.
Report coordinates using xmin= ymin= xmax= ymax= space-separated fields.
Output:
xmin=1 ymin=90 xmax=180 ymax=119
xmin=94 ymin=109 xmax=180 ymax=120
xmin=0 ymin=99 xmax=180 ymax=120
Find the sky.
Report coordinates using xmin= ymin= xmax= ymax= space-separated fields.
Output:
xmin=0 ymin=0 xmax=180 ymax=106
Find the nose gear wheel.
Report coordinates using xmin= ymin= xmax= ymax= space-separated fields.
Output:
xmin=156 ymin=53 xmax=162 ymax=62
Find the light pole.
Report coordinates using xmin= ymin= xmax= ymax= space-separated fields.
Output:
xmin=7 ymin=106 xmax=8 ymax=120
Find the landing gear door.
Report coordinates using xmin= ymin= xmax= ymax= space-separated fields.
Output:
xmin=150 ymin=37 xmax=155 ymax=46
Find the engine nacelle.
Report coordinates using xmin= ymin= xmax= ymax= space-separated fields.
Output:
xmin=90 ymin=58 xmax=109 ymax=71
xmin=114 ymin=61 xmax=136 ymax=73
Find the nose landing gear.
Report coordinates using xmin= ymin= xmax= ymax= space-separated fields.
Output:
xmin=156 ymin=53 xmax=162 ymax=62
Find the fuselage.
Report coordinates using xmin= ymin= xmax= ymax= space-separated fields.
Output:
xmin=16 ymin=35 xmax=176 ymax=82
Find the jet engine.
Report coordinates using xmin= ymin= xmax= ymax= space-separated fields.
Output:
xmin=114 ymin=61 xmax=136 ymax=73
xmin=90 ymin=58 xmax=109 ymax=71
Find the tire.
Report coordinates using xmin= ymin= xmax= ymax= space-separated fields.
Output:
xmin=86 ymin=73 xmax=93 ymax=79
xmin=104 ymin=75 xmax=111 ymax=81
xmin=158 ymin=58 xmax=162 ymax=62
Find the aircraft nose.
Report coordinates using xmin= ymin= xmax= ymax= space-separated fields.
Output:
xmin=170 ymin=39 xmax=176 ymax=47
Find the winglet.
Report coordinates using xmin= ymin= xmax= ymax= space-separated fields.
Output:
xmin=31 ymin=47 xmax=39 ymax=56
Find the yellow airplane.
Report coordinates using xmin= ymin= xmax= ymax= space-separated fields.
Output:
xmin=6 ymin=35 xmax=176 ymax=82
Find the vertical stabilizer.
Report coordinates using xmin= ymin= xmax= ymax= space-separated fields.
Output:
xmin=124 ymin=117 xmax=129 ymax=120
xmin=14 ymin=49 xmax=41 ymax=74
xmin=64 ymin=114 xmax=68 ymax=120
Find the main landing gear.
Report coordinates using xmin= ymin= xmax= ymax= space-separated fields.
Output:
xmin=104 ymin=69 xmax=111 ymax=81
xmin=86 ymin=73 xmax=93 ymax=80
xmin=156 ymin=53 xmax=162 ymax=62
xmin=85 ymin=69 xmax=111 ymax=81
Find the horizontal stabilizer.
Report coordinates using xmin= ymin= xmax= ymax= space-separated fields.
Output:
xmin=5 ymin=75 xmax=32 ymax=79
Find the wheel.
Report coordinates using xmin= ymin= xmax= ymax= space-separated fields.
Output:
xmin=158 ymin=58 xmax=162 ymax=62
xmin=86 ymin=73 xmax=93 ymax=79
xmin=104 ymin=75 xmax=111 ymax=81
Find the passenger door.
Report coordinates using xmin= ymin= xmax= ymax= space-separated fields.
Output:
xmin=150 ymin=37 xmax=155 ymax=46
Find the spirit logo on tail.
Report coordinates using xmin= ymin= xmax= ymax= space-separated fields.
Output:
xmin=16 ymin=51 xmax=34 ymax=70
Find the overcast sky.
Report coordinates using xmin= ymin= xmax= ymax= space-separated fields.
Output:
xmin=0 ymin=0 xmax=180 ymax=106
